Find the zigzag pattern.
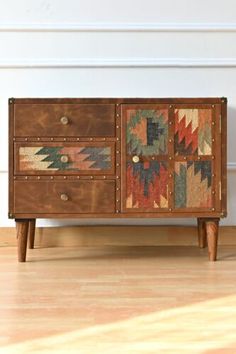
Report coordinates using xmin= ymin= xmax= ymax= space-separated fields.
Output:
xmin=174 ymin=109 xmax=212 ymax=156
xmin=19 ymin=146 xmax=111 ymax=171
xmin=126 ymin=161 xmax=168 ymax=209
xmin=174 ymin=110 xmax=198 ymax=155
xmin=78 ymin=147 xmax=111 ymax=170
xmin=36 ymin=147 xmax=68 ymax=170
xmin=188 ymin=160 xmax=211 ymax=188
xmin=174 ymin=161 xmax=212 ymax=208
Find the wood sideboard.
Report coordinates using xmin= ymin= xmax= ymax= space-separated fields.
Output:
xmin=8 ymin=98 xmax=227 ymax=262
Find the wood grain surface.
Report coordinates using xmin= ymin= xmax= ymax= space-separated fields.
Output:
xmin=0 ymin=244 xmax=236 ymax=353
xmin=1 ymin=226 xmax=235 ymax=247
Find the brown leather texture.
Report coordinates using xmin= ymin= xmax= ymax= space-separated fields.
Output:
xmin=14 ymin=103 xmax=116 ymax=137
xmin=14 ymin=180 xmax=116 ymax=214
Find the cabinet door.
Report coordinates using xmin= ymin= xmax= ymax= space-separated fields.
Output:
xmin=173 ymin=104 xmax=221 ymax=212
xmin=121 ymin=104 xmax=170 ymax=212
xmin=121 ymin=103 xmax=221 ymax=214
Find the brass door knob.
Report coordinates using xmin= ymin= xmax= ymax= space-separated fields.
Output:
xmin=132 ymin=155 xmax=140 ymax=163
xmin=60 ymin=155 xmax=69 ymax=163
xmin=60 ymin=193 xmax=69 ymax=201
xmin=60 ymin=116 xmax=69 ymax=125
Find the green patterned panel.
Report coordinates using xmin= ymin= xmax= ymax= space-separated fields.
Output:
xmin=127 ymin=109 xmax=168 ymax=156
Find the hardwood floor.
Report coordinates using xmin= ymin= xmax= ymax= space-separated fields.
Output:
xmin=1 ymin=245 xmax=236 ymax=353
xmin=1 ymin=226 xmax=236 ymax=248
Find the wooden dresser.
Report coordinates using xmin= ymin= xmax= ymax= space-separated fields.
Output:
xmin=9 ymin=98 xmax=227 ymax=262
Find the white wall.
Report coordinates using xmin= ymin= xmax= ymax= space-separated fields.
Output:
xmin=0 ymin=0 xmax=236 ymax=227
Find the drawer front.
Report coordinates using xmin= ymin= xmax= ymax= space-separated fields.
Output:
xmin=15 ymin=142 xmax=115 ymax=175
xmin=14 ymin=180 xmax=115 ymax=214
xmin=14 ymin=104 xmax=115 ymax=137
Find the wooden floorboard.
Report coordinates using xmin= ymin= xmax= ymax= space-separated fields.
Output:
xmin=1 ymin=245 xmax=236 ymax=353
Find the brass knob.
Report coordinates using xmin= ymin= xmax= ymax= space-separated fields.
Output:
xmin=60 ymin=193 xmax=69 ymax=201
xmin=60 ymin=116 xmax=69 ymax=125
xmin=132 ymin=155 xmax=140 ymax=163
xmin=60 ymin=155 xmax=69 ymax=163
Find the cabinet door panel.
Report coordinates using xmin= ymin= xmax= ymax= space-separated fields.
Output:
xmin=126 ymin=160 xmax=168 ymax=209
xmin=122 ymin=103 xmax=221 ymax=214
xmin=121 ymin=104 xmax=169 ymax=212
xmin=174 ymin=160 xmax=213 ymax=209
xmin=174 ymin=107 xmax=212 ymax=156
xmin=173 ymin=104 xmax=220 ymax=212
xmin=126 ymin=106 xmax=169 ymax=156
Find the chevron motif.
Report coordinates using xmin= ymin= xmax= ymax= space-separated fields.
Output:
xmin=19 ymin=146 xmax=112 ymax=171
xmin=126 ymin=161 xmax=168 ymax=209
xmin=174 ymin=161 xmax=212 ymax=208
xmin=174 ymin=109 xmax=212 ymax=155
xmin=126 ymin=109 xmax=168 ymax=156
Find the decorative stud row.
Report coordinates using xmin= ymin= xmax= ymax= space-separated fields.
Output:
xmin=13 ymin=175 xmax=118 ymax=180
xmin=13 ymin=137 xmax=117 ymax=142
xmin=115 ymin=103 xmax=121 ymax=213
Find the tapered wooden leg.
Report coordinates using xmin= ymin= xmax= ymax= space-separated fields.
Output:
xmin=197 ymin=218 xmax=207 ymax=248
xmin=206 ymin=218 xmax=219 ymax=262
xmin=28 ymin=219 xmax=36 ymax=249
xmin=16 ymin=220 xmax=29 ymax=262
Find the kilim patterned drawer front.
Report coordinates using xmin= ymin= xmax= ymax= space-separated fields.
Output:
xmin=9 ymin=98 xmax=227 ymax=262
xmin=14 ymin=142 xmax=115 ymax=175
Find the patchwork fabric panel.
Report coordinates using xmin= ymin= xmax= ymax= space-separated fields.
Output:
xmin=174 ymin=161 xmax=212 ymax=208
xmin=19 ymin=146 xmax=112 ymax=171
xmin=126 ymin=109 xmax=168 ymax=156
xmin=126 ymin=161 xmax=168 ymax=209
xmin=174 ymin=109 xmax=212 ymax=155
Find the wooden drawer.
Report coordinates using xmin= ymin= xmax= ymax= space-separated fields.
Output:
xmin=14 ymin=180 xmax=116 ymax=214
xmin=14 ymin=142 xmax=115 ymax=175
xmin=14 ymin=103 xmax=115 ymax=137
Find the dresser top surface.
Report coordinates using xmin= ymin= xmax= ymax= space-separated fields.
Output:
xmin=9 ymin=97 xmax=227 ymax=105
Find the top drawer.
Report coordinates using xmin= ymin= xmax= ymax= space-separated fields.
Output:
xmin=13 ymin=103 xmax=116 ymax=137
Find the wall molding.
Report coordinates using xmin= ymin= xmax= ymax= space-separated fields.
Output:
xmin=227 ymin=163 xmax=236 ymax=171
xmin=1 ymin=58 xmax=236 ymax=68
xmin=1 ymin=22 xmax=236 ymax=32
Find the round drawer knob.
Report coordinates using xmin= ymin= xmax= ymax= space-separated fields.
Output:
xmin=60 ymin=155 xmax=69 ymax=163
xmin=132 ymin=155 xmax=140 ymax=163
xmin=60 ymin=193 xmax=69 ymax=201
xmin=60 ymin=116 xmax=69 ymax=125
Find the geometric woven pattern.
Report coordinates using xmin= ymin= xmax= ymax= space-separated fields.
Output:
xmin=127 ymin=109 xmax=168 ymax=156
xmin=174 ymin=161 xmax=212 ymax=208
xmin=19 ymin=146 xmax=111 ymax=171
xmin=126 ymin=161 xmax=168 ymax=209
xmin=174 ymin=109 xmax=212 ymax=155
